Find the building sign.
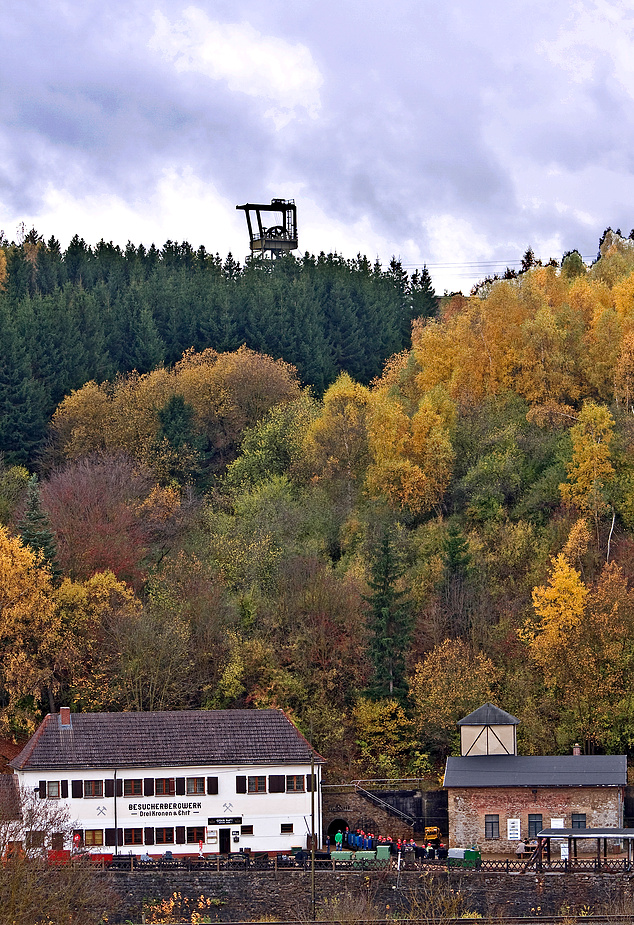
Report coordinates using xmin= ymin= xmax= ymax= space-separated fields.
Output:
xmin=560 ymin=844 xmax=569 ymax=860
xmin=128 ymin=801 xmax=202 ymax=818
xmin=507 ymin=818 xmax=521 ymax=840
xmin=208 ymin=817 xmax=242 ymax=825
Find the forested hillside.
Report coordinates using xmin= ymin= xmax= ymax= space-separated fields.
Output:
xmin=2 ymin=228 xmax=634 ymax=780
xmin=0 ymin=230 xmax=435 ymax=467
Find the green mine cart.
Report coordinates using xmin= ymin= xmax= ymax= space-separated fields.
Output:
xmin=447 ymin=847 xmax=481 ymax=868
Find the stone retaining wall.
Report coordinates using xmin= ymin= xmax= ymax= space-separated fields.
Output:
xmin=322 ymin=788 xmax=448 ymax=840
xmin=103 ymin=867 xmax=634 ymax=923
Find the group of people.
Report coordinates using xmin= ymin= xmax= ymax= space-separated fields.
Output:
xmin=329 ymin=827 xmax=448 ymax=860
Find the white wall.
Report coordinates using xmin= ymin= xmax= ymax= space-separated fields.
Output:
xmin=15 ymin=763 xmax=321 ymax=856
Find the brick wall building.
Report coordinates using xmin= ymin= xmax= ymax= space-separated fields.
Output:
xmin=443 ymin=704 xmax=626 ymax=854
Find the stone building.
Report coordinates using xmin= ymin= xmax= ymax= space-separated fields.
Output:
xmin=443 ymin=703 xmax=627 ymax=854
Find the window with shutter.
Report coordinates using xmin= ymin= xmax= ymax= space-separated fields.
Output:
xmin=105 ymin=780 xmax=114 ymax=798
xmin=84 ymin=781 xmax=103 ymax=798
xmin=175 ymin=778 xmax=186 ymax=796
xmin=207 ymin=777 xmax=218 ymax=795
xmin=144 ymin=778 xmax=154 ymax=797
xmin=236 ymin=776 xmax=246 ymax=793
xmin=175 ymin=826 xmax=186 ymax=844
xmin=71 ymin=780 xmax=83 ymax=799
xmin=61 ymin=780 xmax=69 ymax=798
xmin=268 ymin=775 xmax=285 ymax=793
xmin=248 ymin=776 xmax=266 ymax=793
xmin=286 ymin=775 xmax=304 ymax=792
xmin=144 ymin=827 xmax=155 ymax=845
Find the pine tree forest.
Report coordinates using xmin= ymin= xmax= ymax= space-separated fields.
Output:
xmin=4 ymin=226 xmax=634 ymax=780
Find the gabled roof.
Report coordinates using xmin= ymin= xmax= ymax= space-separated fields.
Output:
xmin=457 ymin=703 xmax=519 ymax=726
xmin=11 ymin=710 xmax=322 ymax=771
xmin=444 ymin=754 xmax=626 ymax=788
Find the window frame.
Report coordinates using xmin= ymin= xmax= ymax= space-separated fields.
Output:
xmin=186 ymin=826 xmax=206 ymax=844
xmin=155 ymin=778 xmax=176 ymax=796
xmin=155 ymin=827 xmax=175 ymax=845
xmin=84 ymin=780 xmax=104 ymax=798
xmin=280 ymin=822 xmax=294 ymax=834
xmin=247 ymin=775 xmax=267 ymax=794
xmin=123 ymin=828 xmax=143 ymax=845
xmin=124 ymin=779 xmax=143 ymax=797
xmin=484 ymin=814 xmax=500 ymax=839
xmin=85 ymin=830 xmax=104 ymax=847
xmin=25 ymin=830 xmax=45 ymax=849
xmin=47 ymin=781 xmax=60 ymax=799
xmin=241 ymin=825 xmax=254 ymax=836
xmin=186 ymin=777 xmax=205 ymax=795
xmin=286 ymin=775 xmax=305 ymax=792
xmin=571 ymin=813 xmax=587 ymax=829
xmin=528 ymin=814 xmax=543 ymax=840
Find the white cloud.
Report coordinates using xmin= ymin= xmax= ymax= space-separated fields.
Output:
xmin=16 ymin=166 xmax=247 ymax=255
xmin=540 ymin=0 xmax=634 ymax=97
xmin=148 ymin=7 xmax=323 ymax=124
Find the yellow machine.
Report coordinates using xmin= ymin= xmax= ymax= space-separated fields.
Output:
xmin=424 ymin=826 xmax=441 ymax=844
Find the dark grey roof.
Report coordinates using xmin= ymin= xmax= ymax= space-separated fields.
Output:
xmin=457 ymin=703 xmax=519 ymax=726
xmin=443 ymin=754 xmax=626 ymax=788
xmin=11 ymin=710 xmax=321 ymax=771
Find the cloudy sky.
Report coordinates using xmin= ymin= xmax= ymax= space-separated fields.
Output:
xmin=1 ymin=0 xmax=633 ymax=292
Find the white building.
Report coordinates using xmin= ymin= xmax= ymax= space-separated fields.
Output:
xmin=11 ymin=708 xmax=322 ymax=856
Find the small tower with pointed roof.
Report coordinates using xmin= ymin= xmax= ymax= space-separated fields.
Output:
xmin=458 ymin=702 xmax=519 ymax=757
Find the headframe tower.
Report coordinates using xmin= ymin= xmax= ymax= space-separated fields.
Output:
xmin=236 ymin=198 xmax=298 ymax=260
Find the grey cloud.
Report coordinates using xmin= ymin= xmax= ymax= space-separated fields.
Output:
xmin=1 ymin=0 xmax=633 ymax=279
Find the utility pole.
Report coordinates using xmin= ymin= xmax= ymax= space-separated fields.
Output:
xmin=310 ymin=724 xmax=316 ymax=921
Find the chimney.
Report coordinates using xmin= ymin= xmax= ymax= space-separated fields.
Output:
xmin=60 ymin=707 xmax=71 ymax=727
xmin=573 ymin=743 xmax=581 ymax=756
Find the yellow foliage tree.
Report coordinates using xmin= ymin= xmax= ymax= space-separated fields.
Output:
xmin=352 ymin=697 xmax=420 ymax=778
xmin=51 ymin=346 xmax=301 ymax=479
xmin=612 ymin=269 xmax=634 ymax=327
xmin=525 ymin=558 xmax=634 ymax=750
xmin=366 ymin=388 xmax=454 ymax=515
xmin=559 ymin=401 xmax=615 ymax=549
xmin=303 ymin=373 xmax=372 ymax=502
xmin=524 ymin=553 xmax=588 ymax=689
xmin=0 ymin=527 xmax=61 ymax=732
xmin=54 ymin=570 xmax=141 ymax=711
xmin=409 ymin=638 xmax=499 ymax=753
xmin=614 ymin=332 xmax=634 ymax=412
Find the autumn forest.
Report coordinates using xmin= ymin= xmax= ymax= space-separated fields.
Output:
xmin=2 ymin=227 xmax=634 ymax=780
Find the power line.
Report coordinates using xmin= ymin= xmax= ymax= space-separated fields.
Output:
xmin=397 ymin=257 xmax=596 ymax=271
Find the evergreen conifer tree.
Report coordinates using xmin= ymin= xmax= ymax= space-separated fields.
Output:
xmin=19 ymin=474 xmax=62 ymax=580
xmin=411 ymin=265 xmax=437 ymax=320
xmin=364 ymin=527 xmax=412 ymax=701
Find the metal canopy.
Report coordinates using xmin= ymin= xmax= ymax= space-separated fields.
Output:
xmin=535 ymin=827 xmax=634 ymax=869
xmin=538 ymin=828 xmax=634 ymax=839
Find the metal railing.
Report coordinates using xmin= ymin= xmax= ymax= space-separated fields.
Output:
xmin=103 ymin=854 xmax=634 ymax=875
xmin=351 ymin=783 xmax=418 ymax=827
